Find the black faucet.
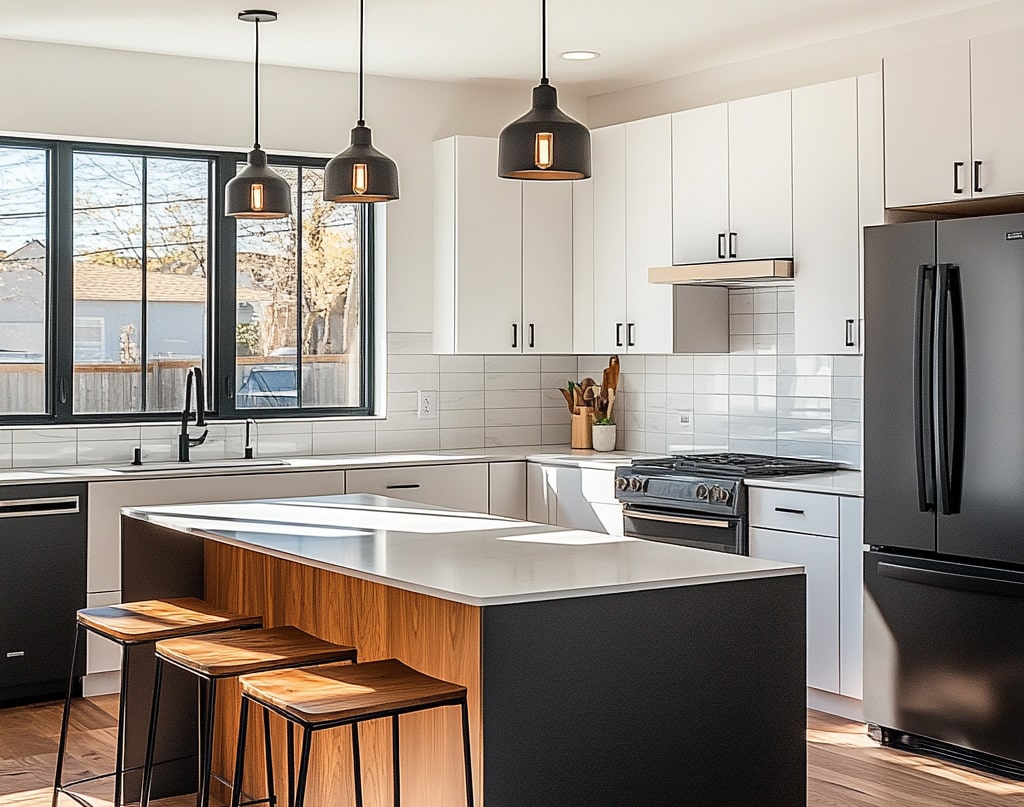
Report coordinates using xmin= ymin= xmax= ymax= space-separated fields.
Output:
xmin=179 ymin=366 xmax=209 ymax=462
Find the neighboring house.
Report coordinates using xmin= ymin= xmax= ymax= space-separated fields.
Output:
xmin=0 ymin=241 xmax=270 ymax=361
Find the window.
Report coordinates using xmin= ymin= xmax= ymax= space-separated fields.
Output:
xmin=0 ymin=138 xmax=374 ymax=424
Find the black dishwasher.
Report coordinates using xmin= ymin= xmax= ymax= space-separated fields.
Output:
xmin=0 ymin=483 xmax=87 ymax=703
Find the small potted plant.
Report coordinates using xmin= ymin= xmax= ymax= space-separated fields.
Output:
xmin=591 ymin=417 xmax=616 ymax=452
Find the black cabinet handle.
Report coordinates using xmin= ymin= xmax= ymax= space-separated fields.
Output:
xmin=845 ymin=319 xmax=856 ymax=348
xmin=528 ymin=323 xmax=535 ymax=349
xmin=386 ymin=483 xmax=421 ymax=490
xmin=774 ymin=507 xmax=805 ymax=515
xmin=627 ymin=323 xmax=636 ymax=347
xmin=728 ymin=232 xmax=737 ymax=259
xmin=615 ymin=323 xmax=623 ymax=347
xmin=953 ymin=161 xmax=965 ymax=194
xmin=717 ymin=233 xmax=726 ymax=259
xmin=512 ymin=323 xmax=518 ymax=349
xmin=974 ymin=160 xmax=983 ymax=193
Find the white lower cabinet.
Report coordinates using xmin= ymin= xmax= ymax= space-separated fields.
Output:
xmin=749 ymin=487 xmax=864 ymax=701
xmin=526 ymin=463 xmax=623 ymax=534
xmin=346 ymin=463 xmax=489 ymax=513
xmin=488 ymin=462 xmax=527 ymax=520
xmin=750 ymin=527 xmax=840 ymax=693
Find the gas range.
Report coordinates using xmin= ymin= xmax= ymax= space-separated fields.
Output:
xmin=615 ymin=453 xmax=847 ymax=554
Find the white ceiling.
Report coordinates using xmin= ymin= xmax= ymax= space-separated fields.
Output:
xmin=0 ymin=0 xmax=1001 ymax=95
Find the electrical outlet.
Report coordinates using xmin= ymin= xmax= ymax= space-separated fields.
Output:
xmin=417 ymin=390 xmax=438 ymax=419
xmin=677 ymin=409 xmax=694 ymax=435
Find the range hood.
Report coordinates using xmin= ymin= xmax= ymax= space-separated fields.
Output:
xmin=648 ymin=259 xmax=793 ymax=286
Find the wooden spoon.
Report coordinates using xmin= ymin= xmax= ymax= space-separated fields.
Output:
xmin=560 ymin=388 xmax=574 ymax=412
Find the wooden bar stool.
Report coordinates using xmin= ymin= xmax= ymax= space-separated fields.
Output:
xmin=52 ymin=597 xmax=262 ymax=807
xmin=140 ymin=625 xmax=357 ymax=807
xmin=230 ymin=659 xmax=474 ymax=807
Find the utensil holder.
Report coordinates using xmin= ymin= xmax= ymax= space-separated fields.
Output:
xmin=571 ymin=407 xmax=594 ymax=449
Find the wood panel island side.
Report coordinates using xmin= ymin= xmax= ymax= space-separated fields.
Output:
xmin=120 ymin=493 xmax=807 ymax=807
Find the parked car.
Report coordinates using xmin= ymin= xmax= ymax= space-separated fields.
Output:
xmin=236 ymin=365 xmax=297 ymax=408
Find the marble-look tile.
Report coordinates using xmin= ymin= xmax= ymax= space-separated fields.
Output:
xmin=730 ymin=314 xmax=754 ymax=335
xmin=441 ymin=409 xmax=485 ymax=429
xmin=832 ymin=398 xmax=862 ymax=422
xmin=440 ymin=390 xmax=485 ymax=410
xmin=729 ymin=415 xmax=776 ymax=438
xmin=753 ymin=313 xmax=778 ymax=334
xmin=645 ymin=374 xmax=667 ymax=393
xmin=730 ymin=335 xmax=754 ymax=354
xmin=777 ymin=289 xmax=795 ymax=314
xmin=618 ymin=355 xmax=646 ymax=374
xmin=386 ymin=392 xmax=418 ymax=413
xmin=542 ymin=406 xmax=572 ymax=425
xmin=645 ymin=356 xmax=667 ymax=374
xmin=440 ymin=355 xmax=484 ymax=373
xmin=778 ymin=397 xmax=832 ymax=420
xmin=440 ymin=373 xmax=484 ymax=392
xmin=387 ymin=332 xmax=433 ymax=355
xmin=729 ymin=291 xmax=754 ymax=315
xmin=541 ymin=424 xmax=571 ymax=446
xmin=486 ymin=408 xmax=542 ymax=428
xmin=484 ymin=390 xmax=541 ymax=409
xmin=693 ymin=355 xmax=729 ymax=375
xmin=777 ymin=440 xmax=833 ymax=460
xmin=777 ymin=313 xmax=796 ymax=334
xmin=694 ymin=375 xmax=728 ymax=394
xmin=13 ymin=439 xmax=77 ymax=467
xmin=665 ymin=393 xmax=694 ymax=413
xmin=247 ymin=430 xmax=311 ymax=457
xmin=622 ymin=411 xmax=645 ymax=431
xmin=777 ymin=334 xmax=796 ymax=354
xmin=730 ymin=437 xmax=778 ymax=455
xmin=312 ymin=430 xmax=376 ymax=456
xmin=387 ymin=354 xmax=439 ymax=374
xmin=0 ymin=440 xmax=11 ymax=468
xmin=485 ymin=371 xmax=541 ymax=391
xmin=12 ymin=428 xmax=79 ymax=444
xmin=666 ymin=435 xmax=695 ymax=453
xmin=833 ymin=355 xmax=864 ymax=377
xmin=388 ymin=373 xmax=442 ymax=393
xmin=778 ymin=356 xmax=832 ymax=376
xmin=693 ymin=394 xmax=729 ymax=415
xmin=692 ymin=434 xmax=729 ymax=452
xmin=541 ymin=388 xmax=569 ymax=408
xmin=485 ymin=425 xmax=543 ymax=447
xmin=832 ymin=443 xmax=862 ymax=468
xmin=440 ymin=428 xmax=486 ymax=450
xmin=311 ymin=418 xmax=376 ymax=434
xmin=622 ymin=430 xmax=646 ymax=452
xmin=777 ymin=419 xmax=833 ymax=441
xmin=644 ymin=412 xmax=667 ymax=433
xmin=667 ymin=374 xmax=694 ymax=394
xmin=753 ymin=290 xmax=778 ymax=314
xmin=484 ymin=355 xmax=541 ymax=373
xmin=541 ymin=355 xmax=578 ymax=374
xmin=753 ymin=335 xmax=779 ymax=354
xmin=645 ymin=433 xmax=668 ymax=454
xmin=644 ymin=392 xmax=667 ymax=413
xmin=77 ymin=439 xmax=141 ymax=467
xmin=665 ymin=355 xmax=693 ymax=375
xmin=832 ymin=420 xmax=862 ymax=443
xmin=375 ymin=411 xmax=438 ymax=431
xmin=0 ymin=430 xmax=11 ymax=446
xmin=75 ymin=425 xmax=142 ymax=442
xmin=833 ymin=377 xmax=863 ymax=399
xmin=777 ymin=375 xmax=832 ymax=398
xmin=729 ymin=395 xmax=777 ymax=417
xmin=693 ymin=414 xmax=729 ymax=437
xmin=375 ymin=429 xmax=440 ymax=453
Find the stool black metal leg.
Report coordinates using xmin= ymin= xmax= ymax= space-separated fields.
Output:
xmin=262 ymin=705 xmax=276 ymax=807
xmin=229 ymin=696 xmax=251 ymax=807
xmin=286 ymin=722 xmax=295 ymax=807
xmin=460 ymin=698 xmax=474 ymax=807
xmin=196 ymin=678 xmax=218 ymax=807
xmin=293 ymin=728 xmax=312 ymax=807
xmin=350 ymin=723 xmax=363 ymax=807
xmin=140 ymin=657 xmax=165 ymax=807
xmin=112 ymin=641 xmax=131 ymax=807
xmin=392 ymin=714 xmax=401 ymax=807
xmin=51 ymin=624 xmax=82 ymax=807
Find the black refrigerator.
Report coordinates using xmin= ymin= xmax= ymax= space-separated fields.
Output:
xmin=863 ymin=213 xmax=1024 ymax=774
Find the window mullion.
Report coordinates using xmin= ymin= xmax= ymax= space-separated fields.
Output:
xmin=140 ymin=157 xmax=149 ymax=412
xmin=295 ymin=166 xmax=304 ymax=409
xmin=52 ymin=143 xmax=74 ymax=422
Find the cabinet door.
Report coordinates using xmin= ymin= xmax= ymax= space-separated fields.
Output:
xmin=858 ymin=72 xmax=884 ymax=341
xmin=572 ymin=180 xmax=595 ymax=354
xmin=591 ymin=124 xmax=628 ymax=353
xmin=672 ymin=104 xmax=730 ymax=264
xmin=625 ymin=116 xmax=674 ymax=354
xmin=793 ymin=78 xmax=860 ymax=355
xmin=728 ymin=91 xmax=793 ymax=259
xmin=526 ymin=462 xmax=556 ymax=524
xmin=883 ymin=41 xmax=971 ymax=207
xmin=489 ymin=461 xmax=526 ymax=520
xmin=970 ymin=28 xmax=1024 ymax=199
xmin=749 ymin=527 xmax=840 ymax=693
xmin=454 ymin=137 xmax=523 ymax=354
xmin=839 ymin=497 xmax=864 ymax=700
xmin=523 ymin=182 xmax=574 ymax=353
xmin=346 ymin=463 xmax=489 ymax=513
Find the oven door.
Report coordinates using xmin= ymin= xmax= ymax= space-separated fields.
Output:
xmin=622 ymin=504 xmax=746 ymax=554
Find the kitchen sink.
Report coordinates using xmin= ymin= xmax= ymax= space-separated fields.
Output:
xmin=45 ymin=458 xmax=291 ymax=475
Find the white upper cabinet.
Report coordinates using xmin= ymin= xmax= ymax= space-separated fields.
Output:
xmin=591 ymin=124 xmax=629 ymax=354
xmin=522 ymin=182 xmax=574 ymax=353
xmin=970 ymin=27 xmax=1024 ymax=199
xmin=728 ymin=91 xmax=793 ymax=260
xmin=433 ymin=135 xmax=573 ymax=354
xmin=624 ymin=115 xmax=674 ymax=354
xmin=672 ymin=104 xmax=730 ymax=264
xmin=792 ymin=77 xmax=861 ymax=355
xmin=883 ymin=41 xmax=972 ymax=207
xmin=572 ymin=180 xmax=595 ymax=354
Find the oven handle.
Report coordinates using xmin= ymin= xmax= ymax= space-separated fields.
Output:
xmin=622 ymin=507 xmax=733 ymax=530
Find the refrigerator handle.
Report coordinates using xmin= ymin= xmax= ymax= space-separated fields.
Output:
xmin=935 ymin=264 xmax=966 ymax=516
xmin=878 ymin=562 xmax=1024 ymax=599
xmin=914 ymin=264 xmax=937 ymax=513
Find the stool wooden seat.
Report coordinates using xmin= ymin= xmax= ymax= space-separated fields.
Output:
xmin=231 ymin=659 xmax=474 ymax=807
xmin=141 ymin=626 xmax=357 ymax=807
xmin=53 ymin=598 xmax=262 ymax=807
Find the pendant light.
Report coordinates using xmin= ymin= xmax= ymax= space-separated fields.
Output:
xmin=324 ymin=0 xmax=399 ymax=203
xmin=498 ymin=0 xmax=590 ymax=180
xmin=225 ymin=10 xmax=292 ymax=219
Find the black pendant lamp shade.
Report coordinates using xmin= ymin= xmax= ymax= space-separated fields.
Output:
xmin=324 ymin=0 xmax=399 ymax=203
xmin=225 ymin=10 xmax=292 ymax=219
xmin=498 ymin=0 xmax=590 ymax=180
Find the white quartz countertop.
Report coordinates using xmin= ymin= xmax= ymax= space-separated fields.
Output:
xmin=123 ymin=493 xmax=802 ymax=606
xmin=743 ymin=470 xmax=863 ymax=497
xmin=0 ymin=446 xmax=650 ymax=486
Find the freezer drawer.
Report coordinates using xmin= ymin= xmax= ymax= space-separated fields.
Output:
xmin=864 ymin=550 xmax=1024 ymax=765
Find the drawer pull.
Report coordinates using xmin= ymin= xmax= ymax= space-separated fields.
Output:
xmin=774 ymin=507 xmax=805 ymax=515
xmin=6 ymin=651 xmax=25 ymax=658
xmin=0 ymin=496 xmax=80 ymax=518
xmin=386 ymin=484 xmax=421 ymax=490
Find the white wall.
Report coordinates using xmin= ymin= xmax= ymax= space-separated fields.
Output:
xmin=0 ymin=37 xmax=585 ymax=334
xmin=587 ymin=0 xmax=1024 ymax=126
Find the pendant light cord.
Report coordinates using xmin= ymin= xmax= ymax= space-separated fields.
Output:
xmin=253 ymin=18 xmax=261 ymax=149
xmin=540 ymin=0 xmax=548 ymax=84
xmin=358 ymin=0 xmax=365 ymax=126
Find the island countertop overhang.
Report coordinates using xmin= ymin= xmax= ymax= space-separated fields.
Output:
xmin=121 ymin=493 xmax=801 ymax=606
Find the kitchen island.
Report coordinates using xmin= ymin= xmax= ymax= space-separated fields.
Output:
xmin=121 ymin=494 xmax=806 ymax=807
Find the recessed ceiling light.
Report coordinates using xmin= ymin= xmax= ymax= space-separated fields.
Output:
xmin=561 ymin=50 xmax=600 ymax=61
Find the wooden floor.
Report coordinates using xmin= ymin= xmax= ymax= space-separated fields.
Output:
xmin=2 ymin=697 xmax=1023 ymax=805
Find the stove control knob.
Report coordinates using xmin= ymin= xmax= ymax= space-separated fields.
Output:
xmin=615 ymin=477 xmax=628 ymax=491
xmin=695 ymin=483 xmax=710 ymax=501
xmin=629 ymin=477 xmax=644 ymax=492
xmin=709 ymin=485 xmax=728 ymax=503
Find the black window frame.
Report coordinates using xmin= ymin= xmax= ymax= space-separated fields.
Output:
xmin=0 ymin=136 xmax=376 ymax=425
